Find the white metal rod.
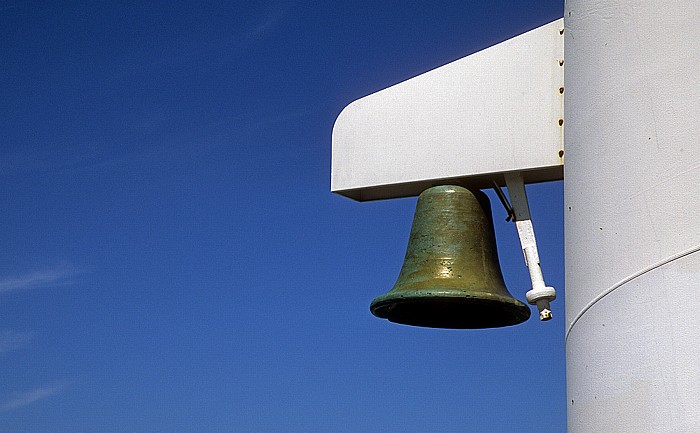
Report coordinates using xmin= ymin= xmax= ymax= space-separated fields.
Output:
xmin=504 ymin=173 xmax=556 ymax=321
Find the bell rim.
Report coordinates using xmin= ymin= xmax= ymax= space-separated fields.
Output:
xmin=370 ymin=289 xmax=531 ymax=329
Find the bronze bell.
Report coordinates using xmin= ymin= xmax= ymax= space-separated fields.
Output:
xmin=370 ymin=185 xmax=530 ymax=329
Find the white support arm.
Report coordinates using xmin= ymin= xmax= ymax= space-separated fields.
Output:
xmin=504 ymin=173 xmax=556 ymax=321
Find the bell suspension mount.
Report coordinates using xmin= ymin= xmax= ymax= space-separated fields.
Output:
xmin=494 ymin=173 xmax=557 ymax=321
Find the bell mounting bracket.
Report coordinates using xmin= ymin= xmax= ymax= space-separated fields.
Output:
xmin=494 ymin=173 xmax=557 ymax=321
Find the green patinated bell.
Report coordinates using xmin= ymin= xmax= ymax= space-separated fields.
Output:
xmin=370 ymin=185 xmax=530 ymax=329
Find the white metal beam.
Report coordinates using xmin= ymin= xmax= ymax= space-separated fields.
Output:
xmin=331 ymin=19 xmax=565 ymax=201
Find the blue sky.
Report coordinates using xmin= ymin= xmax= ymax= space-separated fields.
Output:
xmin=1 ymin=1 xmax=565 ymax=431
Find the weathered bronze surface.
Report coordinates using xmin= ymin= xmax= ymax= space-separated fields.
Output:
xmin=370 ymin=185 xmax=530 ymax=329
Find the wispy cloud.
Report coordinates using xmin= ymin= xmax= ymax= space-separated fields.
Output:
xmin=0 ymin=145 xmax=135 ymax=177
xmin=0 ymin=330 xmax=35 ymax=354
xmin=0 ymin=385 xmax=64 ymax=412
xmin=0 ymin=2 xmax=20 ymax=13
xmin=101 ymin=3 xmax=288 ymax=82
xmin=243 ymin=5 xmax=286 ymax=40
xmin=0 ymin=266 xmax=81 ymax=294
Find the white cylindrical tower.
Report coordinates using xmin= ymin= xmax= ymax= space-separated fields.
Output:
xmin=565 ymin=1 xmax=700 ymax=431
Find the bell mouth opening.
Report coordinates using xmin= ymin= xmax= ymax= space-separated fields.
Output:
xmin=370 ymin=294 xmax=531 ymax=329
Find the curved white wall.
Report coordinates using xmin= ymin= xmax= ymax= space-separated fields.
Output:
xmin=565 ymin=1 xmax=700 ymax=431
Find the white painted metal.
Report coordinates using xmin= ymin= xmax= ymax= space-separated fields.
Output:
xmin=332 ymin=19 xmax=565 ymax=201
xmin=565 ymin=1 xmax=700 ymax=431
xmin=505 ymin=173 xmax=556 ymax=321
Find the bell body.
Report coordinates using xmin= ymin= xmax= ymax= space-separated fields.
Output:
xmin=370 ymin=185 xmax=530 ymax=329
